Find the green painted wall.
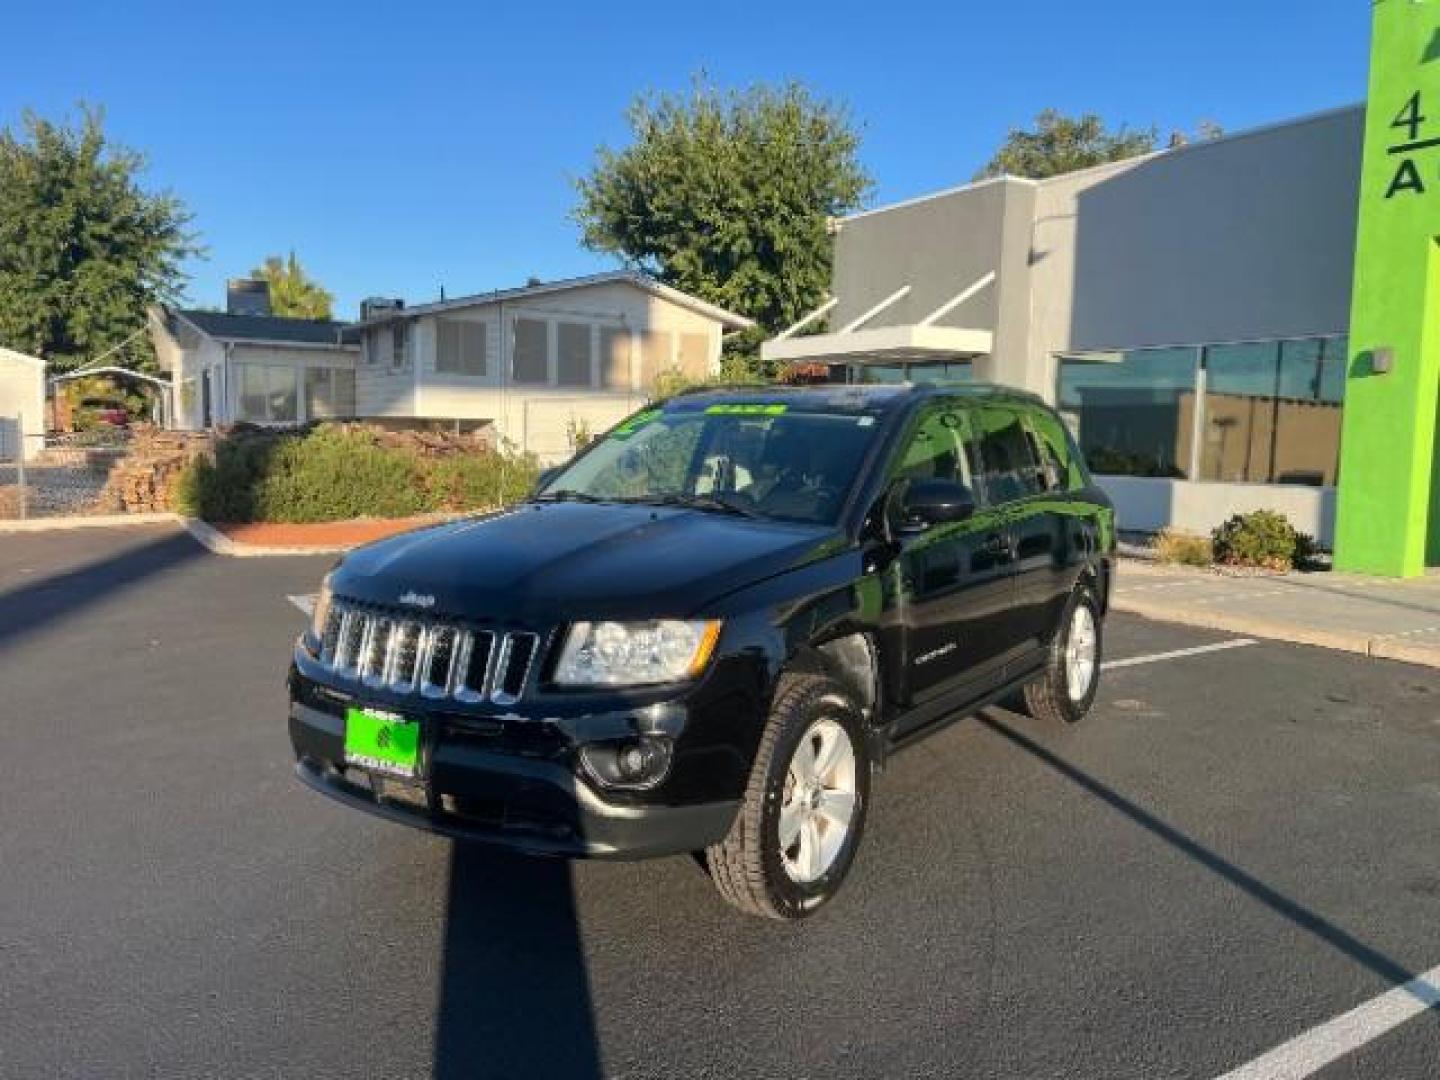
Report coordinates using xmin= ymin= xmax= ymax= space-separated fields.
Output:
xmin=1335 ymin=0 xmax=1440 ymax=576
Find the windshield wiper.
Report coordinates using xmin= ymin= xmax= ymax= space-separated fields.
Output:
xmin=533 ymin=489 xmax=608 ymax=504
xmin=633 ymin=494 xmax=762 ymax=519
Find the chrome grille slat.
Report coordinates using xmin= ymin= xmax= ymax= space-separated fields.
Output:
xmin=315 ymin=599 xmax=541 ymax=704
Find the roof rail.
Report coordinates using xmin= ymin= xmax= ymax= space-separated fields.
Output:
xmin=669 ymin=382 xmax=773 ymax=396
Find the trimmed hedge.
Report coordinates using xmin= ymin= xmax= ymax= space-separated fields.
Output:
xmin=175 ymin=424 xmax=538 ymax=523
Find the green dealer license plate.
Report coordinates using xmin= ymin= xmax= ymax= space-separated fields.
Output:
xmin=344 ymin=707 xmax=421 ymax=779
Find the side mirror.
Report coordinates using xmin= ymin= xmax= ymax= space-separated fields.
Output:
xmin=899 ymin=479 xmax=977 ymax=532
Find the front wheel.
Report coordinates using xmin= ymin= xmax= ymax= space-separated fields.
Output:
xmin=1022 ymin=585 xmax=1103 ymax=724
xmin=705 ymin=673 xmax=870 ymax=920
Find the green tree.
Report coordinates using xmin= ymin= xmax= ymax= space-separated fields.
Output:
xmin=974 ymin=110 xmax=1159 ymax=181
xmin=0 ymin=105 xmax=197 ymax=373
xmin=252 ymin=250 xmax=334 ymax=320
xmin=575 ymin=80 xmax=871 ymax=375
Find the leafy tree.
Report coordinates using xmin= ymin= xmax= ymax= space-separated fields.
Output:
xmin=0 ymin=105 xmax=197 ymax=373
xmin=575 ymin=80 xmax=871 ymax=375
xmin=975 ymin=110 xmax=1158 ymax=181
xmin=252 ymin=251 xmax=334 ymax=320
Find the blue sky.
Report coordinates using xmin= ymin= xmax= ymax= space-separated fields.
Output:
xmin=4 ymin=1 xmax=1370 ymax=319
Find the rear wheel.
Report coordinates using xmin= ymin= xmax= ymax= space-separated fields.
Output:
xmin=705 ymin=673 xmax=870 ymax=920
xmin=1023 ymin=584 xmax=1103 ymax=724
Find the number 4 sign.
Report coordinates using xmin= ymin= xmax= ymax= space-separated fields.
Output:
xmin=1385 ymin=91 xmax=1437 ymax=198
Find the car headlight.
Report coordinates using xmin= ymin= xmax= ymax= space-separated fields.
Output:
xmin=553 ymin=619 xmax=722 ymax=688
xmin=308 ymin=576 xmax=334 ymax=648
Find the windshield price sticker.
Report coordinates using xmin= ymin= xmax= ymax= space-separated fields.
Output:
xmin=704 ymin=403 xmax=789 ymax=416
xmin=610 ymin=408 xmax=662 ymax=440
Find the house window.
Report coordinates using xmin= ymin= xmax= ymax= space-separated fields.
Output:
xmin=390 ymin=323 xmax=410 ymax=370
xmin=237 ymin=364 xmax=299 ymax=423
xmin=638 ymin=329 xmax=672 ymax=389
xmin=437 ymin=319 xmax=487 ymax=376
xmin=512 ymin=318 xmax=549 ymax=385
xmin=557 ymin=322 xmax=592 ymax=387
xmin=305 ymin=368 xmax=356 ymax=419
xmin=677 ymin=333 xmax=710 ymax=379
xmin=600 ymin=327 xmax=631 ymax=390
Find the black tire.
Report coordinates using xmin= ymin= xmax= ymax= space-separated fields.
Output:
xmin=1022 ymin=584 xmax=1103 ymax=725
xmin=705 ymin=672 xmax=871 ymax=920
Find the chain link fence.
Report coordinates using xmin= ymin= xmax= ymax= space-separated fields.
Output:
xmin=0 ymin=412 xmax=132 ymax=520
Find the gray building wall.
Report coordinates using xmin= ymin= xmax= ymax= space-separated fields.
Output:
xmin=1062 ymin=105 xmax=1362 ymax=357
xmin=829 ymin=105 xmax=1363 ymax=398
xmin=830 ymin=178 xmax=1018 ymax=337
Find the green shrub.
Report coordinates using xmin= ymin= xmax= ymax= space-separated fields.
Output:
xmin=175 ymin=424 xmax=538 ymax=523
xmin=1210 ymin=510 xmax=1300 ymax=571
xmin=1152 ymin=528 xmax=1212 ymax=567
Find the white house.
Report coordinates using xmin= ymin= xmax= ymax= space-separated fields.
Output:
xmin=153 ymin=272 xmax=752 ymax=463
xmin=354 ymin=271 xmax=753 ymax=460
xmin=0 ymin=345 xmax=46 ymax=461
xmin=150 ymin=280 xmax=359 ymax=431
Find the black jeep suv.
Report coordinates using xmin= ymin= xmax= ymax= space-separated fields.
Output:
xmin=289 ymin=384 xmax=1115 ymax=919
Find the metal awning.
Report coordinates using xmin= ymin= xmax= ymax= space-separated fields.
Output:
xmin=761 ymin=324 xmax=993 ymax=365
xmin=760 ymin=271 xmax=995 ymax=367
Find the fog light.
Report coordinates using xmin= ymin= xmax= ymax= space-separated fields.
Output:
xmin=580 ymin=736 xmax=674 ymax=791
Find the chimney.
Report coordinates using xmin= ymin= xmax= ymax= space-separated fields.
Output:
xmin=227 ymin=278 xmax=272 ymax=317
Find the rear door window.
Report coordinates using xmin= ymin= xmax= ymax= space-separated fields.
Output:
xmin=974 ymin=407 xmax=1046 ymax=505
xmin=1024 ymin=407 xmax=1083 ymax=492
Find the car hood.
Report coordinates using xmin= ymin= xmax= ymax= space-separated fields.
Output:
xmin=331 ymin=501 xmax=849 ymax=623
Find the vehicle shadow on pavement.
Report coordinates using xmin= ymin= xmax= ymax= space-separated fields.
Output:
xmin=0 ymin=530 xmax=204 ymax=652
xmin=432 ymin=842 xmax=603 ymax=1080
xmin=977 ymin=711 xmax=1429 ymax=996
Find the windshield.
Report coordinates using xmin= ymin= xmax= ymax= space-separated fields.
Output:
xmin=537 ymin=403 xmax=883 ymax=524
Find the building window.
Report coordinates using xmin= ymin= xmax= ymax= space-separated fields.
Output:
xmin=846 ymin=361 xmax=973 ymax=384
xmin=557 ymin=322 xmax=592 ymax=387
xmin=512 ymin=318 xmax=549 ymax=385
xmin=600 ymin=327 xmax=631 ymax=390
xmin=1058 ymin=347 xmax=1200 ymax=478
xmin=390 ymin=323 xmax=410 ymax=371
xmin=237 ymin=364 xmax=298 ymax=423
xmin=305 ymin=368 xmax=356 ymax=419
xmin=852 ymin=363 xmax=909 ymax=385
xmin=1200 ymin=338 xmax=1346 ymax=485
xmin=437 ymin=319 xmax=487 ymax=376
xmin=1058 ymin=336 xmax=1347 ymax=484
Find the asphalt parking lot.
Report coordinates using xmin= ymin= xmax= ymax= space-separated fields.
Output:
xmin=2 ymin=523 xmax=1438 ymax=1079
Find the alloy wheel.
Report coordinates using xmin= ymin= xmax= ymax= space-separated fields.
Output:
xmin=778 ymin=717 xmax=858 ymax=884
xmin=1065 ymin=603 xmax=1098 ymax=702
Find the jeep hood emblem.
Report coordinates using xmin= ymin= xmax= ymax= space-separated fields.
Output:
xmin=398 ymin=591 xmax=436 ymax=608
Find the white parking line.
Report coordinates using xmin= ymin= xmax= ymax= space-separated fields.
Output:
xmin=1103 ymin=638 xmax=1257 ymax=671
xmin=1215 ymin=963 xmax=1440 ymax=1079
xmin=288 ymin=594 xmax=316 ymax=616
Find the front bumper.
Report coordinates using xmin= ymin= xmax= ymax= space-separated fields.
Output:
xmin=288 ymin=691 xmax=742 ymax=860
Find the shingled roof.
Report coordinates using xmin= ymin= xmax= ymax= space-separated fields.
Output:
xmin=175 ymin=309 xmax=359 ymax=347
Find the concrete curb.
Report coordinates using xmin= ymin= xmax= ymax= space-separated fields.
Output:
xmin=1111 ymin=594 xmax=1440 ymax=670
xmin=179 ymin=518 xmax=348 ymax=558
xmin=0 ymin=512 xmax=182 ymax=533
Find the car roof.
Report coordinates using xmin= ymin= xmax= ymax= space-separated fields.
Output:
xmin=663 ymin=382 xmax=1048 ymax=416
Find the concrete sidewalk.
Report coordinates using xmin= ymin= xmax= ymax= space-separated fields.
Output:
xmin=1113 ymin=559 xmax=1440 ymax=669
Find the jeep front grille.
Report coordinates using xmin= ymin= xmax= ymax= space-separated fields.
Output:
xmin=316 ymin=600 xmax=541 ymax=703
